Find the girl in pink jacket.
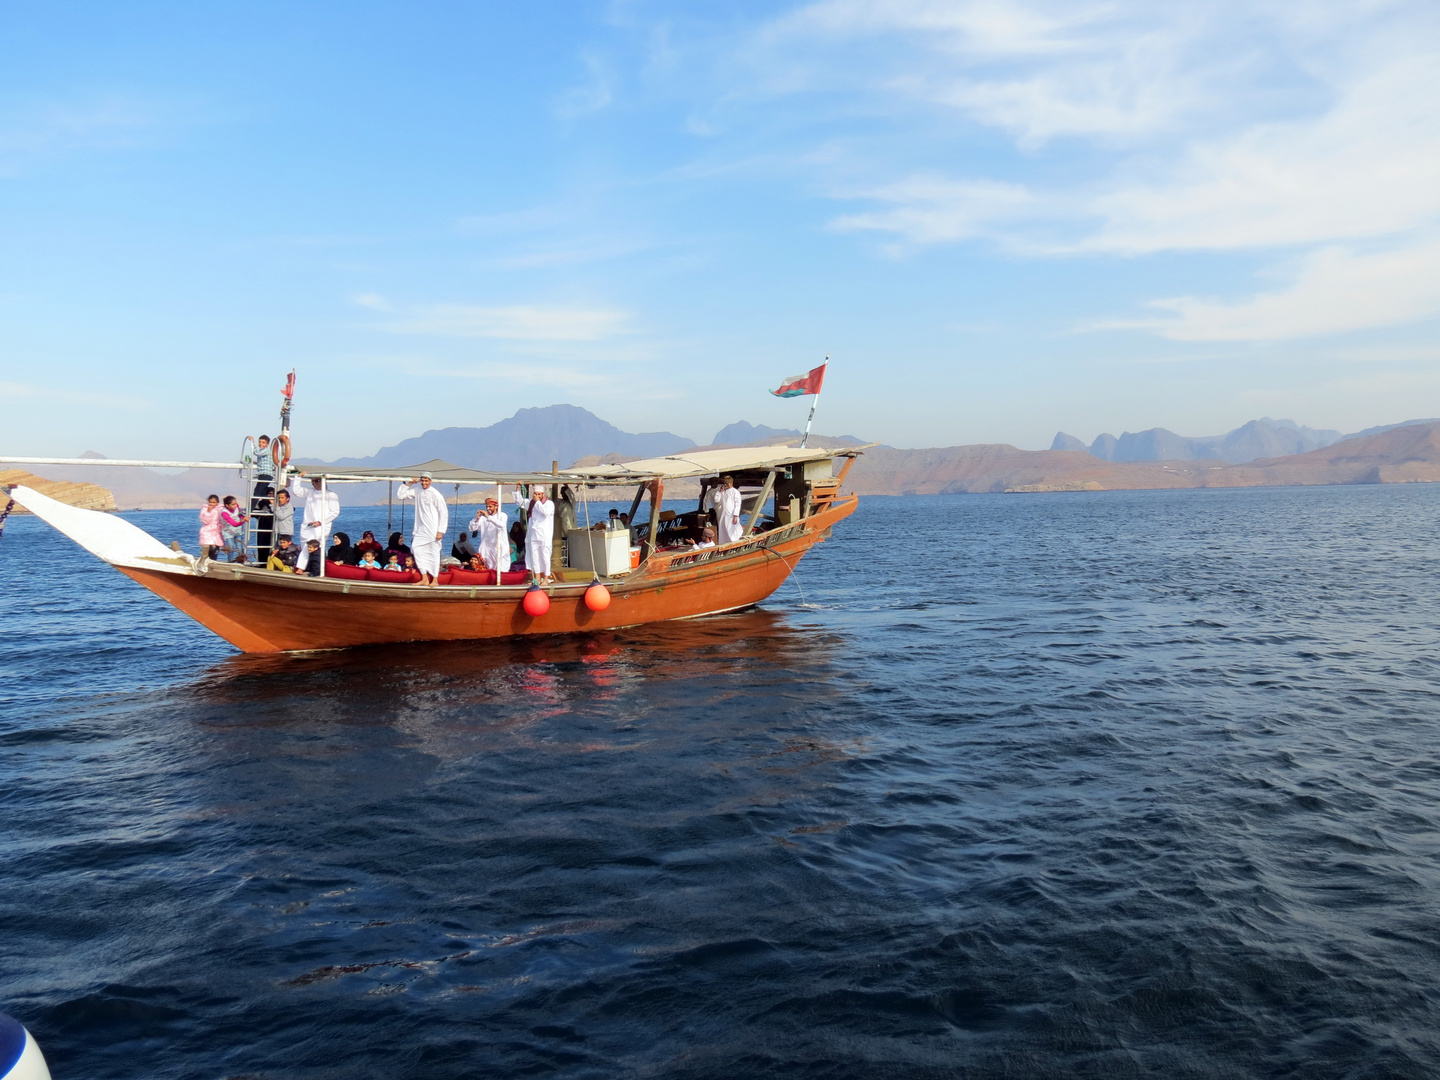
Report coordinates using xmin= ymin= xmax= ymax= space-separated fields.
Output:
xmin=219 ymin=496 xmax=249 ymax=562
xmin=199 ymin=495 xmax=223 ymax=557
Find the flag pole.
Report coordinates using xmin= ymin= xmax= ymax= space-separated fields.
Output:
xmin=800 ymin=354 xmax=828 ymax=448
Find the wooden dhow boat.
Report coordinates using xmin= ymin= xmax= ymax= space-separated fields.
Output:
xmin=3 ymin=445 xmax=863 ymax=653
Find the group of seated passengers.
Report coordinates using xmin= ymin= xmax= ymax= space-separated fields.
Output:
xmin=265 ymin=530 xmax=420 ymax=576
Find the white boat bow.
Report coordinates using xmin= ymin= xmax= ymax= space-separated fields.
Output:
xmin=5 ymin=484 xmax=195 ymax=574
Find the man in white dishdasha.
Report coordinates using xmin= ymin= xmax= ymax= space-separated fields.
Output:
xmin=469 ymin=496 xmax=511 ymax=574
xmin=714 ymin=474 xmax=743 ymax=544
xmin=397 ymin=472 xmax=449 ymax=586
xmin=289 ymin=471 xmax=340 ymax=571
xmin=515 ymin=485 xmax=555 ymax=584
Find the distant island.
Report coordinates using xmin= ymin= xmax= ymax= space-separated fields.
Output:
xmin=9 ymin=408 xmax=1440 ymax=509
xmin=1051 ymin=416 xmax=1440 ymax=464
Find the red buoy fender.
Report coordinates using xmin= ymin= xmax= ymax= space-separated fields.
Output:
xmin=522 ymin=586 xmax=550 ymax=617
xmin=584 ymin=581 xmax=611 ymax=611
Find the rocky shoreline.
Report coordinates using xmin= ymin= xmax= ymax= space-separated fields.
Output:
xmin=1 ymin=469 xmax=117 ymax=513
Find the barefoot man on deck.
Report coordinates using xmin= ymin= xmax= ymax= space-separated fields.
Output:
xmin=397 ymin=472 xmax=449 ymax=586
xmin=469 ymin=496 xmax=511 ymax=575
xmin=515 ymin=484 xmax=555 ymax=585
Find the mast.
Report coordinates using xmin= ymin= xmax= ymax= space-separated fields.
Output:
xmin=799 ymin=354 xmax=827 ymax=449
xmin=276 ymin=370 xmax=296 ymax=490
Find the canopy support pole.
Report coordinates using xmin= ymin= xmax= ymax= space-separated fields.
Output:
xmin=626 ymin=483 xmax=647 ymax=530
xmin=318 ymin=477 xmax=327 ymax=579
xmin=643 ymin=480 xmax=664 ymax=563
xmin=743 ymin=469 xmax=778 ymax=538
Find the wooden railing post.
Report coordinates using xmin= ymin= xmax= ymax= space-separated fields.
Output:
xmin=743 ymin=469 xmax=778 ymax=537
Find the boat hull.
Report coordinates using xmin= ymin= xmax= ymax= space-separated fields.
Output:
xmin=115 ymin=496 xmax=857 ymax=653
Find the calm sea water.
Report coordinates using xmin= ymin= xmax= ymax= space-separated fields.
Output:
xmin=3 ymin=488 xmax=1440 ymax=1079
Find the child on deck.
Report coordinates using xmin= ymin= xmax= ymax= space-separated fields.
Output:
xmin=266 ymin=535 xmax=299 ymax=572
xmin=302 ymin=539 xmax=323 ymax=576
xmin=356 ymin=550 xmax=382 ymax=570
xmin=198 ymin=495 xmax=222 ymax=558
xmin=219 ymin=496 xmax=248 ymax=561
xmin=382 ymin=554 xmax=403 ymax=572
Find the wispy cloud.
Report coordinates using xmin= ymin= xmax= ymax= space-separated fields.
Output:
xmin=757 ymin=0 xmax=1229 ymax=143
xmin=453 ymin=202 xmax=665 ymax=270
xmin=556 ymin=50 xmax=615 ymax=118
xmin=0 ymin=380 xmax=152 ymax=410
xmin=456 ymin=206 xmax=574 ymax=236
xmin=829 ymin=175 xmax=1039 ymax=245
xmin=1081 ymin=54 xmax=1440 ymax=254
xmin=0 ymin=96 xmax=163 ymax=176
xmin=370 ymin=358 xmax=615 ymax=388
xmin=696 ymin=1 xmax=1440 ymax=340
xmin=1092 ymin=237 xmax=1440 ymax=341
xmin=375 ymin=303 xmax=634 ymax=342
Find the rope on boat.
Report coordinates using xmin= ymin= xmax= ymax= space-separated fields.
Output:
xmin=759 ymin=542 xmax=806 ymax=606
xmin=580 ymin=483 xmax=599 ymax=572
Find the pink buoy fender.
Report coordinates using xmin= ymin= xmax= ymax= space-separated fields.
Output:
xmin=584 ymin=580 xmax=611 ymax=612
xmin=522 ymin=585 xmax=551 ymax=617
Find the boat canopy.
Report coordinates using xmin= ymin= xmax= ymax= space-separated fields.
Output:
xmin=297 ymin=445 xmax=870 ymax=486
xmin=301 ymin=458 xmax=581 ymax=485
xmin=568 ymin=444 xmax=869 ymax=481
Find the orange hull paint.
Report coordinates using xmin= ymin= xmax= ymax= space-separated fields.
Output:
xmin=115 ymin=497 xmax=857 ymax=653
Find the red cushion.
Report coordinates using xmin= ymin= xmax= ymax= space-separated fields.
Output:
xmin=447 ymin=567 xmax=496 ymax=585
xmin=500 ymin=570 xmax=528 ymax=585
xmin=324 ymin=562 xmax=370 ymax=581
xmin=367 ymin=568 xmax=421 ymax=584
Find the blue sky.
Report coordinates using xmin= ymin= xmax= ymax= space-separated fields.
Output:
xmin=3 ymin=1 xmax=1439 ymax=459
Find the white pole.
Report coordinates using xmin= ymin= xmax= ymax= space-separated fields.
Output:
xmin=799 ymin=355 xmax=828 ymax=449
xmin=0 ymin=456 xmax=245 ymax=469
xmin=319 ymin=477 xmax=327 ymax=579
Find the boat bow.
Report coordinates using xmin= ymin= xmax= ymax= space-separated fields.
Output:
xmin=4 ymin=484 xmax=195 ymax=574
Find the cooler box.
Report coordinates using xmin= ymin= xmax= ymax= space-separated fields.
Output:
xmin=566 ymin=528 xmax=631 ymax=576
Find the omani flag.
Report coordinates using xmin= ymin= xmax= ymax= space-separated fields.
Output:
xmin=770 ymin=363 xmax=828 ymax=398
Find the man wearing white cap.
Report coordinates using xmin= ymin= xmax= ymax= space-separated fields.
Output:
xmin=289 ymin=471 xmax=340 ymax=571
xmin=514 ymin=485 xmax=555 ymax=583
xmin=469 ymin=496 xmax=510 ymax=573
xmin=397 ymin=472 xmax=449 ymax=585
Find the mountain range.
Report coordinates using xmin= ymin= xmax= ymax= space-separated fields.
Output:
xmin=312 ymin=411 xmax=862 ymax=471
xmin=1053 ymin=417 xmax=1440 ymax=464
xmin=711 ymin=421 xmax=803 ymax=445
xmin=12 ymin=407 xmax=1440 ymax=509
xmin=848 ymin=421 xmax=1440 ymax=495
xmin=314 ymin=405 xmax=696 ymax=472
